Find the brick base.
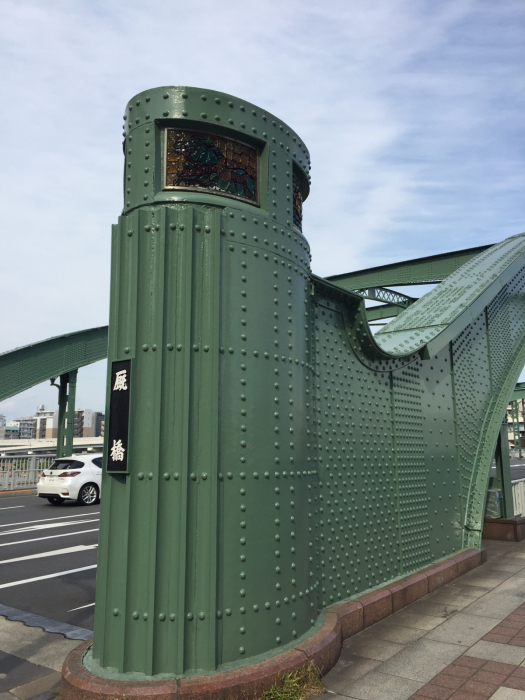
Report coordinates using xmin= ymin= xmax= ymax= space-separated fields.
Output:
xmin=62 ymin=548 xmax=483 ymax=700
xmin=483 ymin=516 xmax=525 ymax=541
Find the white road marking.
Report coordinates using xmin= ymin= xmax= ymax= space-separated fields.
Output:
xmin=0 ymin=512 xmax=99 ymax=529
xmin=68 ymin=602 xmax=95 ymax=612
xmin=0 ymin=506 xmax=25 ymax=510
xmin=0 ymin=565 xmax=97 ymax=589
xmin=0 ymin=544 xmax=98 ymax=564
xmin=0 ymin=519 xmax=99 ymax=537
xmin=0 ymin=528 xmax=99 ymax=547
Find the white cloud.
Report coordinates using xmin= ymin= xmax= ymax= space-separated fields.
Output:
xmin=0 ymin=0 xmax=523 ymax=418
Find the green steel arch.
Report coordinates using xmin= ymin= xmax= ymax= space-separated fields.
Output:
xmin=0 ymin=326 xmax=108 ymax=402
xmin=325 ymin=231 xmax=525 ymax=547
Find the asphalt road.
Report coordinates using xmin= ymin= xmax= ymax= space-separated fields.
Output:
xmin=491 ymin=459 xmax=525 ymax=481
xmin=0 ymin=494 xmax=98 ymax=630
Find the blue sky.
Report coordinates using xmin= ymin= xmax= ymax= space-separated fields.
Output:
xmin=0 ymin=0 xmax=523 ymax=419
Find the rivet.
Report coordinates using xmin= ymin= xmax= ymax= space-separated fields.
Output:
xmin=159 ymin=613 xmax=166 ymax=621
xmin=163 ymin=473 xmax=170 ymax=480
xmin=143 ymin=612 xmax=148 ymax=620
xmin=132 ymin=611 xmax=139 ymax=619
xmin=113 ymin=608 xmax=119 ymax=616
xmin=167 ymin=343 xmax=174 ymax=350
xmin=124 ymin=347 xmax=130 ymax=354
xmin=138 ymin=472 xmax=144 ymax=480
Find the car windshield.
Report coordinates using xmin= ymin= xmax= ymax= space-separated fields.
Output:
xmin=47 ymin=460 xmax=84 ymax=470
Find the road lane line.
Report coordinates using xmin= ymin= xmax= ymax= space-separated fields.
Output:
xmin=68 ymin=602 xmax=95 ymax=612
xmin=0 ymin=528 xmax=99 ymax=547
xmin=0 ymin=565 xmax=97 ymax=589
xmin=0 ymin=519 xmax=99 ymax=536
xmin=0 ymin=512 xmax=100 ymax=529
xmin=0 ymin=506 xmax=25 ymax=510
xmin=0 ymin=544 xmax=98 ymax=564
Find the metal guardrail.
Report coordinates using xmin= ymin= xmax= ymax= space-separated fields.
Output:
xmin=0 ymin=454 xmax=55 ymax=491
xmin=512 ymin=477 xmax=525 ymax=517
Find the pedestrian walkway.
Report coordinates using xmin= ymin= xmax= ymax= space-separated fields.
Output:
xmin=319 ymin=538 xmax=525 ymax=700
xmin=0 ymin=611 xmax=80 ymax=700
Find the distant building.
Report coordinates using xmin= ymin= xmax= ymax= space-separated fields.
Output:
xmin=0 ymin=415 xmax=6 ymax=428
xmin=73 ymin=409 xmax=105 ymax=438
xmin=4 ymin=425 xmax=20 ymax=439
xmin=34 ymin=405 xmax=55 ymax=439
xmin=1 ymin=406 xmax=104 ymax=441
xmin=9 ymin=417 xmax=36 ymax=439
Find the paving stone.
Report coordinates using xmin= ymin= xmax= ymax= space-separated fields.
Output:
xmin=342 ymin=635 xmax=405 ymax=661
xmin=458 ymin=570 xmax=515 ymax=590
xmin=482 ymin=661 xmax=520 ymax=674
xmin=10 ymin=670 xmax=61 ymax=700
xmin=425 ymin=589 xmax=481 ymax=610
xmin=404 ymin=599 xmax=461 ymax=619
xmin=465 ymin=641 xmax=525 ymax=665
xmin=0 ymin=618 xmax=79 ymax=672
xmin=461 ymin=678 xmax=499 ymax=696
xmin=506 ymin=675 xmax=525 ymax=691
xmin=369 ymin=623 xmax=427 ymax=644
xmin=388 ymin=610 xmax=446 ymax=631
xmin=414 ymin=683 xmax=456 ymax=699
xmin=0 ymin=651 xmax=51 ymax=693
xmin=488 ymin=688 xmax=525 ymax=699
xmin=446 ymin=583 xmax=492 ymax=599
xmin=424 ymin=612 xmax=499 ymax=646
xmin=339 ymin=670 xmax=424 ymax=700
xmin=430 ymin=671 xmax=470 ymax=689
xmin=462 ymin=594 xmax=525 ymax=620
xmin=322 ymin=651 xmax=382 ymax=692
xmin=472 ymin=669 xmax=514 ymax=685
xmin=374 ymin=639 xmax=467 ymax=682
xmin=487 ymin=562 xmax=525 ymax=574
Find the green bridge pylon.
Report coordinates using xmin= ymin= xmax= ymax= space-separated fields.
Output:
xmin=85 ymin=85 xmax=525 ymax=679
xmin=4 ymin=85 xmax=524 ymax=682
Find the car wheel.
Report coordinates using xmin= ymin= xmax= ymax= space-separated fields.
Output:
xmin=47 ymin=496 xmax=65 ymax=505
xmin=78 ymin=483 xmax=99 ymax=506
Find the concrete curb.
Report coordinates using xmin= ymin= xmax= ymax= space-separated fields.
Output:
xmin=61 ymin=547 xmax=483 ymax=700
xmin=0 ymin=488 xmax=37 ymax=498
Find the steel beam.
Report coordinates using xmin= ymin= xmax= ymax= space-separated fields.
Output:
xmin=327 ymin=244 xmax=491 ymax=289
xmin=0 ymin=327 xmax=107 ymax=402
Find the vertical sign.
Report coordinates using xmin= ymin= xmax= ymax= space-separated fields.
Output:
xmin=107 ymin=359 xmax=131 ymax=473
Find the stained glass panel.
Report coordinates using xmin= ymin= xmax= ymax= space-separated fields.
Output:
xmin=165 ymin=128 xmax=258 ymax=202
xmin=293 ymin=173 xmax=303 ymax=230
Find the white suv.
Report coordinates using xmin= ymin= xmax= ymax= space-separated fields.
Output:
xmin=37 ymin=453 xmax=103 ymax=505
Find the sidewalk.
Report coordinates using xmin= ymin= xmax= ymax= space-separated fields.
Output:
xmin=0 ymin=613 xmax=80 ymax=700
xmin=320 ymin=538 xmax=525 ymax=700
xmin=1 ymin=538 xmax=525 ymax=700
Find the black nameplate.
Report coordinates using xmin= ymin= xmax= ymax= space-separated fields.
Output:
xmin=107 ymin=359 xmax=131 ymax=473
